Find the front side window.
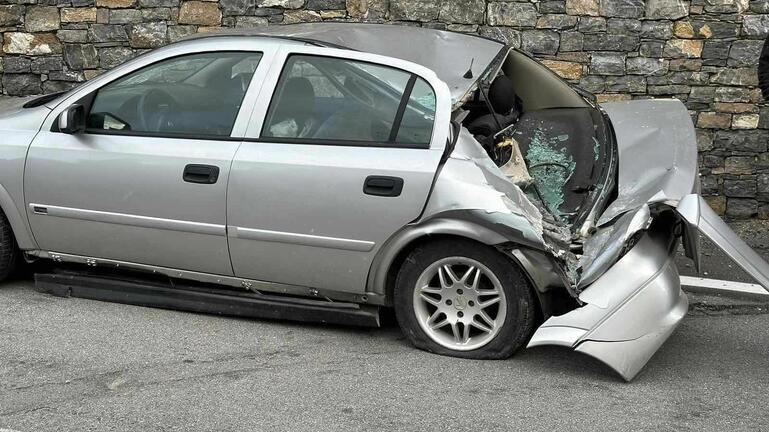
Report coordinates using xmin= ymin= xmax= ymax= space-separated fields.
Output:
xmin=262 ymin=55 xmax=436 ymax=146
xmin=87 ymin=51 xmax=262 ymax=137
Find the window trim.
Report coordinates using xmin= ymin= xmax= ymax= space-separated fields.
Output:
xmin=249 ymin=136 xmax=429 ymax=149
xmin=66 ymin=127 xmax=245 ymax=142
xmin=260 ymin=53 xmax=436 ymax=150
xmin=65 ymin=50 xmax=264 ymax=139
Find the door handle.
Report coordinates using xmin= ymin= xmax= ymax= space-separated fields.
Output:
xmin=183 ymin=164 xmax=220 ymax=184
xmin=363 ymin=176 xmax=404 ymax=197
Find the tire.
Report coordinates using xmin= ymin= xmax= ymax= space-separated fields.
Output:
xmin=0 ymin=210 xmax=18 ymax=282
xmin=394 ymin=238 xmax=536 ymax=359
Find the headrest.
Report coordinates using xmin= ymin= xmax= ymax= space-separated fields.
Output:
xmin=282 ymin=77 xmax=315 ymax=102
xmin=488 ymin=75 xmax=516 ymax=114
xmin=273 ymin=77 xmax=315 ymax=123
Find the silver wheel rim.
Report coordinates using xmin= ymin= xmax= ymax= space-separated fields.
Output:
xmin=413 ymin=257 xmax=507 ymax=351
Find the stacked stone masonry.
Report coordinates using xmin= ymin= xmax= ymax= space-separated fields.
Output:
xmin=1 ymin=0 xmax=768 ymax=219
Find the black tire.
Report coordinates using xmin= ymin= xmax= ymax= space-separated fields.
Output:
xmin=0 ymin=210 xmax=18 ymax=282
xmin=394 ymin=238 xmax=536 ymax=359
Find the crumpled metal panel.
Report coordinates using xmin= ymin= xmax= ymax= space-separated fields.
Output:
xmin=527 ymin=99 xmax=702 ymax=381
xmin=597 ymin=99 xmax=698 ymax=226
xmin=528 ymin=229 xmax=688 ymax=381
xmin=573 ymin=99 xmax=699 ymax=286
xmin=420 ymin=128 xmax=546 ymax=248
xmin=247 ymin=23 xmax=505 ymax=105
xmin=577 ymin=205 xmax=652 ymax=288
xmin=678 ymin=194 xmax=769 ymax=292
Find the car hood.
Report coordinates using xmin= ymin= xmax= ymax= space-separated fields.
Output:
xmin=248 ymin=23 xmax=506 ymax=105
xmin=0 ymin=96 xmax=51 ymax=132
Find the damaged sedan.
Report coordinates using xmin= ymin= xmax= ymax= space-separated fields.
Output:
xmin=1 ymin=23 xmax=768 ymax=381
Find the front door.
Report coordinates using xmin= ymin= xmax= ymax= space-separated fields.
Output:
xmin=227 ymin=48 xmax=451 ymax=293
xmin=25 ymin=50 xmax=265 ymax=275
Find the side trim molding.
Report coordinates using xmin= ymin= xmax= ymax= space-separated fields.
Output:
xmin=29 ymin=203 xmax=225 ymax=236
xmin=231 ymin=226 xmax=375 ymax=252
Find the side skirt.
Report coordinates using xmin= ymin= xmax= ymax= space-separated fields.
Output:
xmin=25 ymin=250 xmax=386 ymax=306
xmin=35 ymin=272 xmax=381 ymax=327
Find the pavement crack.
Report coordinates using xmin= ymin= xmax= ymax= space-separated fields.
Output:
xmin=0 ymin=404 xmax=52 ymax=417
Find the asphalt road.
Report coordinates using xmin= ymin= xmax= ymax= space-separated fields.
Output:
xmin=1 ymin=277 xmax=769 ymax=432
xmin=2 ymin=241 xmax=768 ymax=432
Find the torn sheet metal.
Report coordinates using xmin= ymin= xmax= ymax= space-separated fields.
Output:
xmin=677 ymin=194 xmax=769 ymax=292
xmin=421 ymin=128 xmax=546 ymax=247
xmin=574 ymin=99 xmax=698 ymax=287
xmin=577 ymin=205 xmax=652 ymax=288
xmin=528 ymin=228 xmax=688 ymax=381
xmin=420 ymin=129 xmax=579 ymax=290
xmin=597 ymin=99 xmax=698 ymax=226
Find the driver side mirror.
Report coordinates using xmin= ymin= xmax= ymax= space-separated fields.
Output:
xmin=58 ymin=104 xmax=86 ymax=134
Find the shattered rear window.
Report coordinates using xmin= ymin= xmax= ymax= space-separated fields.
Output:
xmin=521 ymin=128 xmax=576 ymax=214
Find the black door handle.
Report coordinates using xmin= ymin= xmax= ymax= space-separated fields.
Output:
xmin=183 ymin=164 xmax=220 ymax=184
xmin=364 ymin=176 xmax=404 ymax=197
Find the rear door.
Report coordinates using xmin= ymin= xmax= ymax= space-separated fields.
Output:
xmin=26 ymin=40 xmax=277 ymax=275
xmin=227 ymin=46 xmax=451 ymax=294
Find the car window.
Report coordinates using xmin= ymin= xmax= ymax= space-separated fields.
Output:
xmin=262 ymin=55 xmax=436 ymax=146
xmin=287 ymin=60 xmax=345 ymax=99
xmin=396 ymin=77 xmax=436 ymax=144
xmin=86 ymin=51 xmax=262 ymax=137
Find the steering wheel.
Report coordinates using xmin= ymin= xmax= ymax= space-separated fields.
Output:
xmin=137 ymin=88 xmax=179 ymax=132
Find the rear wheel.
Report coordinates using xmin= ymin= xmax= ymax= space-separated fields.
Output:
xmin=0 ymin=210 xmax=18 ymax=282
xmin=394 ymin=239 xmax=536 ymax=359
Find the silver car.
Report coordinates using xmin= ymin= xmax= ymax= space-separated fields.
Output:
xmin=1 ymin=23 xmax=767 ymax=381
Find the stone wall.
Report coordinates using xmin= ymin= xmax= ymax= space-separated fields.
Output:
xmin=0 ymin=0 xmax=768 ymax=219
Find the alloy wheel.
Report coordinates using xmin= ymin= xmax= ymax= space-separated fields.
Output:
xmin=412 ymin=256 xmax=507 ymax=351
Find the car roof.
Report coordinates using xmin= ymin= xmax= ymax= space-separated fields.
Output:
xmin=183 ymin=23 xmax=507 ymax=104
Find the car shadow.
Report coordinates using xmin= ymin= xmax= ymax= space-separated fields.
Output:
xmin=516 ymin=345 xmax=625 ymax=382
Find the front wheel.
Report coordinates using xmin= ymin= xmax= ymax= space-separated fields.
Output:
xmin=0 ymin=210 xmax=17 ymax=282
xmin=394 ymin=239 xmax=536 ymax=359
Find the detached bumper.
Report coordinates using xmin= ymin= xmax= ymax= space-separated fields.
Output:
xmin=528 ymin=228 xmax=688 ymax=381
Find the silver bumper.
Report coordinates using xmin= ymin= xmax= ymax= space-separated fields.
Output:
xmin=528 ymin=228 xmax=688 ymax=381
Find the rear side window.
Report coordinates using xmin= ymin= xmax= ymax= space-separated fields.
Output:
xmin=396 ymin=78 xmax=436 ymax=145
xmin=87 ymin=51 xmax=262 ymax=137
xmin=262 ymin=54 xmax=436 ymax=147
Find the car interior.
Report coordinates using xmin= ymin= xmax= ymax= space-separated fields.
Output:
xmin=460 ymin=49 xmax=612 ymax=226
xmin=86 ymin=52 xmax=263 ymax=137
xmin=262 ymin=55 xmax=436 ymax=145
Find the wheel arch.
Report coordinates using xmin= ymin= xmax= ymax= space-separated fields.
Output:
xmin=367 ymin=218 xmax=553 ymax=316
xmin=0 ymin=183 xmax=36 ymax=250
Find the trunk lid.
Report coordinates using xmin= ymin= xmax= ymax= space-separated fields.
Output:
xmin=598 ymin=99 xmax=699 ymax=225
xmin=529 ymin=98 xmax=769 ymax=381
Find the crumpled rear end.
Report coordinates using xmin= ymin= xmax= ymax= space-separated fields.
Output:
xmin=526 ymin=98 xmax=769 ymax=381
xmin=528 ymin=225 xmax=688 ymax=381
